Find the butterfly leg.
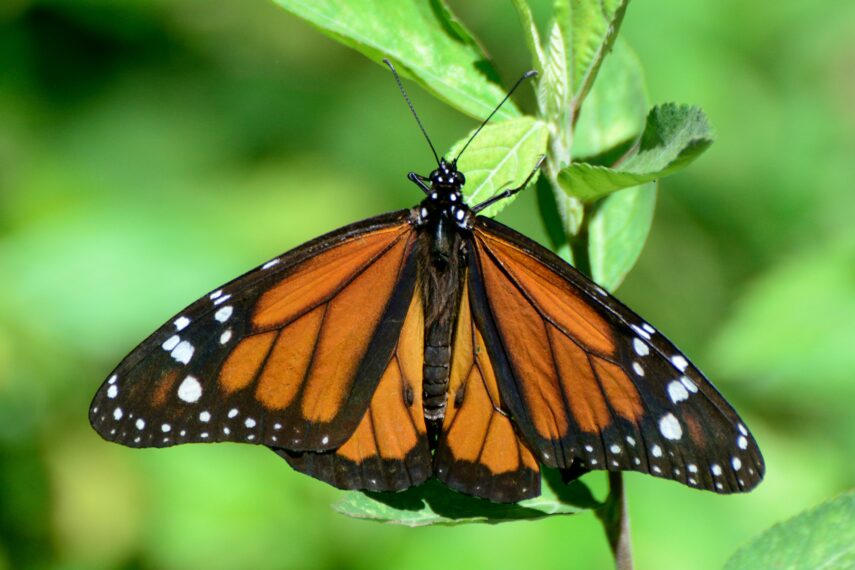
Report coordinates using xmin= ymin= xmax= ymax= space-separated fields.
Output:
xmin=471 ymin=156 xmax=546 ymax=213
xmin=408 ymin=172 xmax=433 ymax=195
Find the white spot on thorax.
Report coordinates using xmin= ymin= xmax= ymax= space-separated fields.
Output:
xmin=220 ymin=329 xmax=232 ymax=344
xmin=671 ymin=355 xmax=689 ymax=372
xmin=454 ymin=209 xmax=465 ymax=221
xmin=162 ymin=335 xmax=180 ymax=351
xmin=633 ymin=338 xmax=649 ymax=356
xmin=659 ymin=413 xmax=683 ymax=440
xmin=174 ymin=316 xmax=190 ymax=331
xmin=178 ymin=375 xmax=202 ymax=403
xmin=107 ymin=385 xmax=118 ymax=399
xmin=667 ymin=380 xmax=689 ymax=403
xmin=171 ymin=341 xmax=194 ymax=364
xmin=215 ymin=305 xmax=233 ymax=323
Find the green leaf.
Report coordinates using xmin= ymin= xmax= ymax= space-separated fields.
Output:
xmin=333 ymin=469 xmax=601 ymax=527
xmin=724 ymin=491 xmax=855 ymax=570
xmin=572 ymin=39 xmax=648 ymax=161
xmin=447 ymin=116 xmax=548 ymax=218
xmin=510 ymin=0 xmax=544 ymax=71
xmin=569 ymin=0 xmax=630 ymax=112
xmin=588 ymin=182 xmax=657 ymax=291
xmin=559 ymin=104 xmax=714 ymax=202
xmin=537 ymin=11 xmax=571 ymax=129
xmin=271 ymin=0 xmax=519 ymax=121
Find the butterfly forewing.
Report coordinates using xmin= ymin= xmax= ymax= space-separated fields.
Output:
xmin=89 ymin=210 xmax=419 ymax=453
xmin=468 ymin=217 xmax=764 ymax=494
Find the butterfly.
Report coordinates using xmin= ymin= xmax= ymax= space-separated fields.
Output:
xmin=89 ymin=59 xmax=764 ymax=503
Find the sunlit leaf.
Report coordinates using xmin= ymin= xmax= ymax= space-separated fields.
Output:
xmin=559 ymin=104 xmax=714 ymax=202
xmin=448 ymin=116 xmax=548 ymax=217
xmin=588 ymin=182 xmax=657 ymax=292
xmin=271 ymin=0 xmax=519 ymax=121
xmin=724 ymin=491 xmax=855 ymax=570
xmin=569 ymin=0 xmax=629 ymax=111
xmin=334 ymin=469 xmax=601 ymax=526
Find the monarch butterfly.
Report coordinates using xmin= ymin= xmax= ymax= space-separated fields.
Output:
xmin=89 ymin=60 xmax=764 ymax=503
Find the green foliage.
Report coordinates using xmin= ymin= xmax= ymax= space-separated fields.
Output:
xmin=333 ymin=470 xmax=601 ymax=526
xmin=724 ymin=491 xmax=855 ymax=570
xmin=448 ymin=116 xmax=548 ymax=217
xmin=559 ymin=104 xmax=714 ymax=202
xmin=271 ymin=0 xmax=520 ymax=121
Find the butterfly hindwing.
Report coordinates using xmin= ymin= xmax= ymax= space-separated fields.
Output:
xmin=275 ymin=289 xmax=432 ymax=492
xmin=468 ymin=217 xmax=764 ymax=494
xmin=433 ymin=275 xmax=540 ymax=503
xmin=89 ymin=210 xmax=419 ymax=454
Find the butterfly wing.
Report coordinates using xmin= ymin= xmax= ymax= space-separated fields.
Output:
xmin=433 ymin=275 xmax=540 ymax=503
xmin=467 ymin=216 xmax=764 ymax=494
xmin=89 ymin=210 xmax=421 ymax=454
xmin=274 ymin=289 xmax=432 ymax=492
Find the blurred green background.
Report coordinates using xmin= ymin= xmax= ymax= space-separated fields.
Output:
xmin=1 ymin=0 xmax=854 ymax=568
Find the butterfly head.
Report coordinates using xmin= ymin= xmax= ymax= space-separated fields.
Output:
xmin=429 ymin=158 xmax=466 ymax=193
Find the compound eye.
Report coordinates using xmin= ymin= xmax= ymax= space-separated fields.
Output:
xmin=457 ymin=172 xmax=466 ymax=185
xmin=429 ymin=169 xmax=441 ymax=183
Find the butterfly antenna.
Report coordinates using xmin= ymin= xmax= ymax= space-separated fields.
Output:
xmin=454 ymin=70 xmax=538 ymax=164
xmin=383 ymin=58 xmax=440 ymax=166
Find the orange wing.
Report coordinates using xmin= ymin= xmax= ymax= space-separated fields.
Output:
xmin=433 ymin=277 xmax=540 ymax=503
xmin=276 ymin=291 xmax=432 ymax=492
xmin=89 ymin=211 xmax=422 ymax=456
xmin=468 ymin=217 xmax=764 ymax=494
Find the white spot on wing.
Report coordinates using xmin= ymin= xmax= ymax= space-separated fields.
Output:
xmin=585 ymin=445 xmax=594 ymax=452
xmin=220 ymin=329 xmax=232 ymax=344
xmin=210 ymin=289 xmax=223 ymax=300
xmin=162 ymin=335 xmax=180 ymax=351
xmin=135 ymin=418 xmax=145 ymax=430
xmin=688 ymin=464 xmax=698 ymax=473
xmin=609 ymin=444 xmax=621 ymax=454
xmin=737 ymin=435 xmax=748 ymax=450
xmin=107 ymin=385 xmax=118 ymax=399
xmin=262 ymin=259 xmax=280 ymax=270
xmin=652 ymin=445 xmax=663 ymax=458
xmin=680 ymin=375 xmax=698 ymax=393
xmin=671 ymin=355 xmax=689 ymax=372
xmin=642 ymin=323 xmax=656 ymax=334
xmin=626 ymin=436 xmax=636 ymax=446
xmin=633 ymin=338 xmax=649 ymax=356
xmin=631 ymin=324 xmax=651 ymax=340
xmin=711 ymin=464 xmax=723 ymax=476
xmin=632 ymin=362 xmax=645 ymax=376
xmin=659 ymin=413 xmax=683 ymax=440
xmin=228 ymin=408 xmax=238 ymax=418
xmin=667 ymin=380 xmax=689 ymax=403
xmin=113 ymin=407 xmax=123 ymax=420
xmin=174 ymin=316 xmax=191 ymax=331
xmin=177 ymin=375 xmax=202 ymax=403
xmin=321 ymin=435 xmax=330 ymax=445
xmin=161 ymin=424 xmax=171 ymax=433
xmin=215 ymin=306 xmax=233 ymax=323
xmin=245 ymin=418 xmax=256 ymax=428
xmin=199 ymin=411 xmax=211 ymax=422
xmin=171 ymin=341 xmax=194 ymax=364
xmin=213 ymin=294 xmax=231 ymax=306
xmin=732 ymin=457 xmax=742 ymax=471
xmin=738 ymin=423 xmax=748 ymax=436
xmin=108 ymin=375 xmax=117 ymax=384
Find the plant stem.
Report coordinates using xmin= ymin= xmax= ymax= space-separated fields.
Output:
xmin=597 ymin=472 xmax=634 ymax=570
